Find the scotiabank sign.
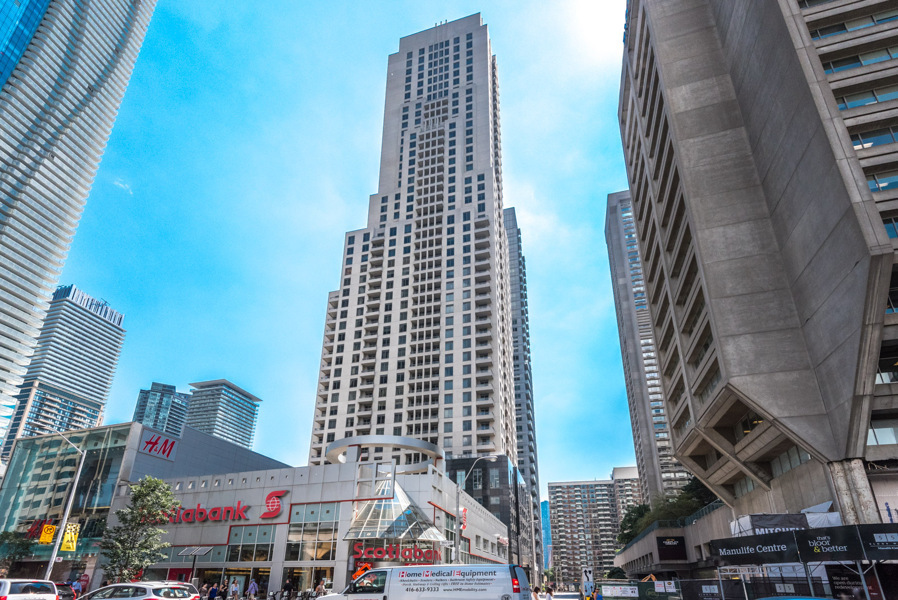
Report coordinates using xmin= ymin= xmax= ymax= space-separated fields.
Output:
xmin=352 ymin=542 xmax=440 ymax=563
xmin=171 ymin=490 xmax=287 ymax=524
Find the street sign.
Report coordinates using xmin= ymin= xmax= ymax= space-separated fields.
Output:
xmin=582 ymin=568 xmax=594 ymax=583
xmin=61 ymin=523 xmax=80 ymax=552
xmin=39 ymin=524 xmax=56 ymax=544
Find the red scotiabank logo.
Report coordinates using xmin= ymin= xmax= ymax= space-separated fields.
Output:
xmin=260 ymin=490 xmax=287 ymax=518
xmin=142 ymin=434 xmax=176 ymax=458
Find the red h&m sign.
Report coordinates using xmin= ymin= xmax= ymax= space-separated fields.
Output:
xmin=139 ymin=429 xmax=178 ymax=461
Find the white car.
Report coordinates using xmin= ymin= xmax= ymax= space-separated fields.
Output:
xmin=80 ymin=582 xmax=199 ymax=600
xmin=0 ymin=580 xmax=59 ymax=600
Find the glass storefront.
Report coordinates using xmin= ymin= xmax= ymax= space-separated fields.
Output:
xmin=0 ymin=425 xmax=132 ymax=580
xmin=285 ymin=502 xmax=339 ymax=561
xmin=281 ymin=567 xmax=333 ymax=595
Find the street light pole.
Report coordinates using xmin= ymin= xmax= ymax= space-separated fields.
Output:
xmin=453 ymin=455 xmax=497 ymax=565
xmin=44 ymin=432 xmax=86 ymax=580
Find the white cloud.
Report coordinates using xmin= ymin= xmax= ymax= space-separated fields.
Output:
xmin=113 ymin=179 xmax=133 ymax=195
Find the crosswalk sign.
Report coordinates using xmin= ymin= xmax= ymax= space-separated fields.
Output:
xmin=39 ymin=524 xmax=56 ymax=544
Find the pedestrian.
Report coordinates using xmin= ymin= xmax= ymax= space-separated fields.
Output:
xmin=281 ymin=580 xmax=294 ymax=600
xmin=71 ymin=580 xmax=82 ymax=595
xmin=199 ymin=584 xmax=208 ymax=599
xmin=229 ymin=580 xmax=239 ymax=600
xmin=546 ymin=585 xmax=555 ymax=599
xmin=313 ymin=581 xmax=325 ymax=598
xmin=247 ymin=580 xmax=258 ymax=600
xmin=532 ymin=585 xmax=541 ymax=600
xmin=208 ymin=583 xmax=219 ymax=600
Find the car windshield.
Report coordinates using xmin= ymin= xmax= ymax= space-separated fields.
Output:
xmin=10 ymin=583 xmax=55 ymax=595
xmin=152 ymin=588 xmax=193 ymax=599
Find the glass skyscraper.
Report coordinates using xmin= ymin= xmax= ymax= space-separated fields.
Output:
xmin=1 ymin=285 xmax=125 ymax=460
xmin=0 ymin=0 xmax=157 ymax=451
xmin=133 ymin=382 xmax=191 ymax=438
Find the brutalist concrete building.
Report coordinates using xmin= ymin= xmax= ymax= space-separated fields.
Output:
xmin=618 ymin=0 xmax=898 ymax=524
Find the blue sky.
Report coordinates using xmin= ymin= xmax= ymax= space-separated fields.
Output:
xmin=60 ymin=0 xmax=631 ymax=499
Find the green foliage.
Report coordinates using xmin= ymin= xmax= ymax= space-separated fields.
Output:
xmin=605 ymin=567 xmax=627 ymax=580
xmin=0 ymin=531 xmax=35 ymax=576
xmin=543 ymin=567 xmax=555 ymax=583
xmin=617 ymin=503 xmax=650 ymax=545
xmin=99 ymin=476 xmax=180 ymax=582
xmin=619 ymin=477 xmax=720 ymax=546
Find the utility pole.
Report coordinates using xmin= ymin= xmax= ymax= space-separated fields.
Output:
xmin=44 ymin=432 xmax=86 ymax=580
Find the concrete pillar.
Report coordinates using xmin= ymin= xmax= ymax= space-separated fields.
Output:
xmin=828 ymin=459 xmax=881 ymax=524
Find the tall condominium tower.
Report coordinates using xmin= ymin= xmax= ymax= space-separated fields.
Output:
xmin=133 ymin=382 xmax=191 ymax=438
xmin=606 ymin=190 xmax=691 ymax=500
xmin=1 ymin=285 xmax=125 ymax=459
xmin=0 ymin=0 xmax=156 ymax=447
xmin=548 ymin=468 xmax=643 ymax=581
xmin=619 ymin=0 xmax=898 ymax=523
xmin=503 ymin=207 xmax=543 ymax=570
xmin=186 ymin=379 xmax=261 ymax=449
xmin=308 ymin=14 xmax=517 ymax=468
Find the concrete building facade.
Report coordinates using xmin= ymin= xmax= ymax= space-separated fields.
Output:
xmin=0 ymin=0 xmax=155 ymax=448
xmin=548 ymin=468 xmax=643 ymax=583
xmin=618 ymin=0 xmax=898 ymax=524
xmin=186 ymin=380 xmax=261 ymax=450
xmin=606 ymin=191 xmax=692 ymax=501
xmin=1 ymin=285 xmax=125 ymax=459
xmin=308 ymin=14 xmax=518 ymax=469
xmin=503 ymin=207 xmax=543 ymax=572
xmin=133 ymin=382 xmax=191 ymax=437
xmin=0 ymin=422 xmax=287 ymax=583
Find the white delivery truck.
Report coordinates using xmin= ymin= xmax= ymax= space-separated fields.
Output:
xmin=320 ymin=564 xmax=532 ymax=600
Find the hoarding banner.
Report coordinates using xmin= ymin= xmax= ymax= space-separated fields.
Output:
xmin=857 ymin=523 xmax=898 ymax=561
xmin=709 ymin=531 xmax=799 ymax=564
xmin=749 ymin=513 xmax=808 ymax=534
xmin=795 ymin=525 xmax=863 ymax=562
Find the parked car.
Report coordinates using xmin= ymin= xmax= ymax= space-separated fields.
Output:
xmin=80 ymin=582 xmax=198 ymax=600
xmin=55 ymin=583 xmax=76 ymax=600
xmin=0 ymin=579 xmax=58 ymax=600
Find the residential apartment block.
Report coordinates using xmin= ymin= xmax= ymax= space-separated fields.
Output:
xmin=133 ymin=382 xmax=191 ymax=437
xmin=504 ymin=207 xmax=543 ymax=572
xmin=1 ymin=285 xmax=125 ymax=459
xmin=307 ymin=14 xmax=518 ymax=469
xmin=185 ymin=380 xmax=261 ymax=449
xmin=606 ymin=190 xmax=692 ymax=500
xmin=0 ymin=0 xmax=155 ymax=450
xmin=618 ymin=0 xmax=898 ymax=523
xmin=548 ymin=468 xmax=643 ymax=583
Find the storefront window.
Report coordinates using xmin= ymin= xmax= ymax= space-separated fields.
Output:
xmin=285 ymin=503 xmax=339 ymax=562
xmin=0 ymin=424 xmax=131 ymax=564
xmin=282 ymin=567 xmax=333 ymax=594
xmin=227 ymin=525 xmax=274 ymax=562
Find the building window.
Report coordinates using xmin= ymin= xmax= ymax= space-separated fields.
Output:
xmin=227 ymin=525 xmax=275 ymax=561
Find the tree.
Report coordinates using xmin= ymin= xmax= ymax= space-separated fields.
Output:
xmin=0 ymin=531 xmax=35 ymax=576
xmin=605 ymin=567 xmax=627 ymax=580
xmin=543 ymin=567 xmax=555 ymax=583
xmin=617 ymin=503 xmax=650 ymax=545
xmin=100 ymin=476 xmax=180 ymax=582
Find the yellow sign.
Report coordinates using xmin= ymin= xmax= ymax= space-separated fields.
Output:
xmin=39 ymin=524 xmax=56 ymax=544
xmin=60 ymin=523 xmax=80 ymax=552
